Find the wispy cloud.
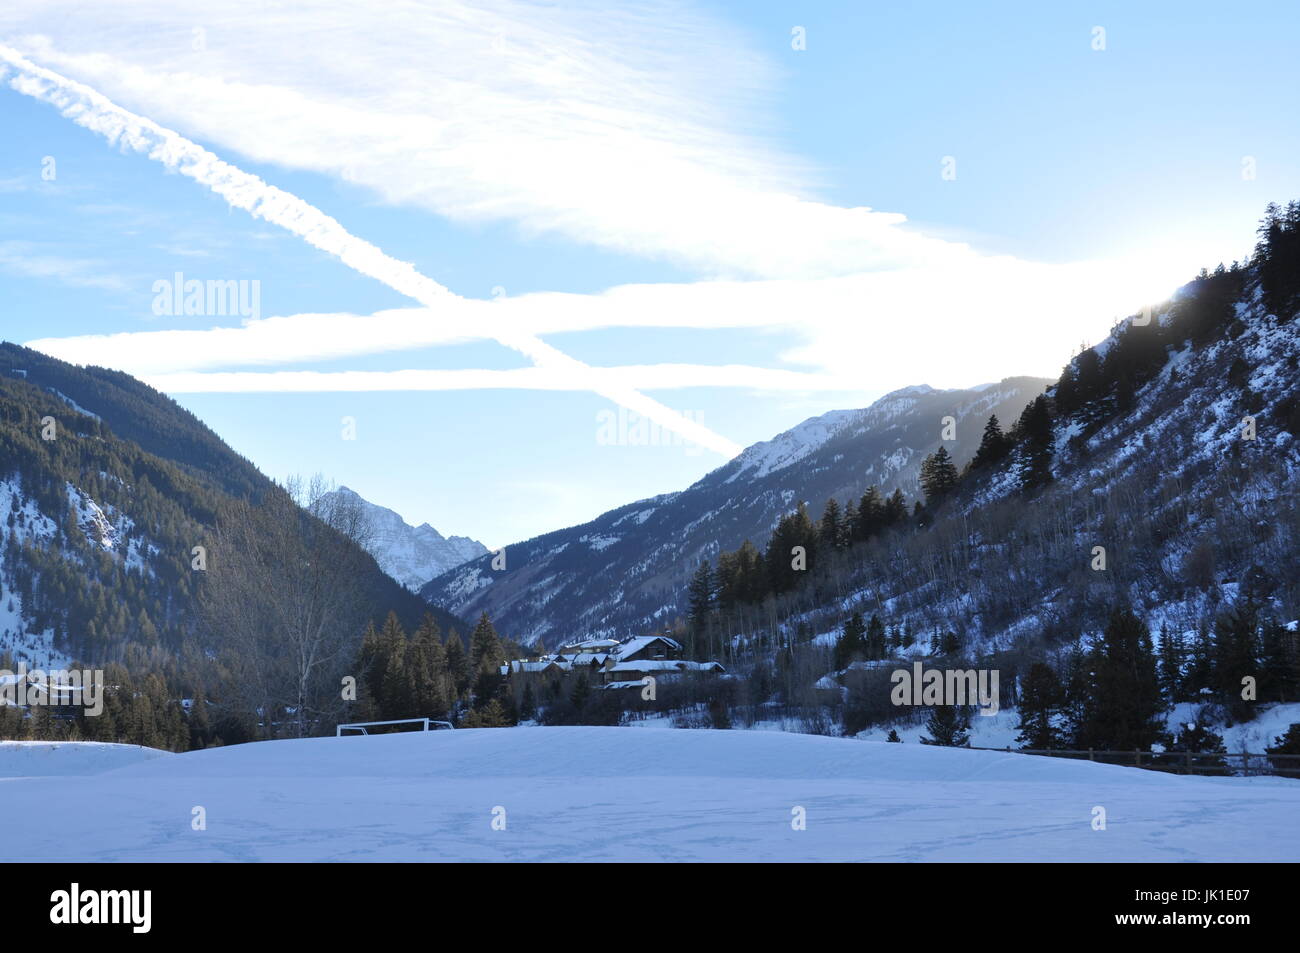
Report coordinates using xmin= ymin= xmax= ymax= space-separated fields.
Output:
xmin=0 ymin=0 xmax=962 ymax=280
xmin=140 ymin=364 xmax=865 ymax=395
xmin=29 ymin=250 xmax=1185 ymax=392
xmin=0 ymin=42 xmax=743 ymax=457
xmin=0 ymin=240 xmax=126 ymax=290
xmin=4 ymin=3 xmax=1199 ymax=411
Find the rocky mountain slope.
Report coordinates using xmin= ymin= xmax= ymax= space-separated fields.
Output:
xmin=318 ymin=486 xmax=486 ymax=591
xmin=0 ymin=342 xmax=463 ymax=669
xmin=700 ymin=223 xmax=1300 ymax=691
xmin=421 ymin=377 xmax=1049 ymax=646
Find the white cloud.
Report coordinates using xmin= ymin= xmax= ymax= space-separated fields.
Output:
xmin=2 ymin=41 xmax=744 ymax=458
xmin=0 ymin=240 xmax=126 ymax=290
xmin=3 ymin=3 xmax=1203 ymax=419
xmin=138 ymin=364 xmax=865 ymax=395
xmin=0 ymin=0 xmax=963 ymax=280
xmin=29 ymin=251 xmax=1190 ymax=393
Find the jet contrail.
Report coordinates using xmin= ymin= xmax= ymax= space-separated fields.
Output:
xmin=0 ymin=44 xmax=743 ymax=458
xmin=138 ymin=364 xmax=861 ymax=394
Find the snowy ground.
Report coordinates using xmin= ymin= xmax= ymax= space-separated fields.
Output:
xmin=1 ymin=728 xmax=1297 ymax=862
xmin=0 ymin=740 xmax=170 ymax=777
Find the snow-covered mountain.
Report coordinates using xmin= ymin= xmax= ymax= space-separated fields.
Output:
xmin=318 ymin=486 xmax=487 ymax=591
xmin=421 ymin=377 xmax=1049 ymax=645
xmin=707 ymin=257 xmax=1300 ymax=688
xmin=0 ymin=342 xmax=463 ymax=667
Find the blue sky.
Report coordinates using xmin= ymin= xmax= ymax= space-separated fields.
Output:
xmin=2 ymin=1 xmax=1298 ymax=548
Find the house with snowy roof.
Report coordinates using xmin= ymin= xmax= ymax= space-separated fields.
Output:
xmin=603 ymin=658 xmax=725 ymax=689
xmin=558 ymin=638 xmax=621 ymax=655
xmin=499 ymin=633 xmax=723 ymax=690
xmin=598 ymin=635 xmax=727 ymax=686
xmin=611 ymin=635 xmax=682 ymax=663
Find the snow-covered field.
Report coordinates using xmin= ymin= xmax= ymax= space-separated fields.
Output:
xmin=1 ymin=728 xmax=1297 ymax=862
xmin=0 ymin=740 xmax=170 ymax=777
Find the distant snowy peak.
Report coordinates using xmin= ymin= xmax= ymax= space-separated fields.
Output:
xmin=320 ymin=487 xmax=488 ymax=591
xmin=728 ymin=381 xmax=1012 ymax=482
xmin=730 ymin=408 xmax=867 ymax=481
xmin=423 ymin=374 xmax=1049 ymax=646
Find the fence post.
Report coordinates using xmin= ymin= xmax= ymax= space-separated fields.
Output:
xmin=1185 ymin=750 xmax=1192 ymax=775
xmin=1134 ymin=749 xmax=1141 ymax=767
xmin=1242 ymin=752 xmax=1250 ymax=776
xmin=1088 ymin=749 xmax=1094 ymax=762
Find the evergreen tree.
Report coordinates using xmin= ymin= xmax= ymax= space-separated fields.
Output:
xmin=1156 ymin=626 xmax=1185 ymax=703
xmin=469 ymin=614 xmax=507 ymax=705
xmin=885 ymin=728 xmax=901 ymax=743
xmin=415 ymin=613 xmax=449 ymax=714
xmin=1184 ymin=623 xmax=1215 ymax=697
xmin=1071 ymin=347 xmax=1105 ymax=419
xmin=1266 ymin=723 xmax=1300 ymax=775
xmin=1168 ymin=719 xmax=1227 ymax=756
xmin=570 ymin=673 xmax=591 ymax=710
xmin=407 ymin=641 xmax=448 ymax=719
xmin=1057 ymin=646 xmax=1090 ymax=745
xmin=716 ymin=540 xmax=763 ymax=610
xmin=1015 ymin=662 xmax=1064 ymax=749
xmin=834 ymin=612 xmax=867 ymax=670
xmin=819 ymin=497 xmax=843 ymax=551
xmin=1168 ymin=719 xmax=1228 ymax=774
xmin=468 ymin=612 xmax=504 ymax=675
xmin=920 ymin=706 xmax=970 ymax=747
xmin=842 ymin=499 xmax=859 ymax=547
xmin=1254 ymin=200 xmax=1300 ymax=318
xmin=969 ymin=414 xmax=1009 ymax=470
xmin=375 ymin=611 xmax=409 ymax=718
xmin=468 ymin=696 xmax=511 ymax=728
xmin=1259 ymin=619 xmax=1299 ymax=702
xmin=765 ymin=502 xmax=818 ymax=595
xmin=1013 ymin=395 xmax=1054 ymax=491
xmin=1073 ymin=607 xmax=1165 ymax=751
xmin=444 ymin=631 xmax=470 ymax=698
xmin=866 ymin=614 xmax=887 ymax=660
xmin=380 ymin=641 xmax=409 ymax=719
xmin=686 ymin=560 xmax=717 ymax=657
xmin=882 ymin=489 xmax=908 ymax=527
xmin=886 ymin=625 xmax=902 ymax=653
xmin=1213 ymin=604 xmax=1259 ymax=719
xmin=855 ymin=486 xmax=884 ymax=541
xmin=919 ymin=445 xmax=959 ymax=505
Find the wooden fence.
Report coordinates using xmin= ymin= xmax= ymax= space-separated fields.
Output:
xmin=972 ymin=746 xmax=1300 ymax=778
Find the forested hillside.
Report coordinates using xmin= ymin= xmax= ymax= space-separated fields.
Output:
xmin=0 ymin=343 xmax=465 ymax=747
xmin=458 ymin=203 xmax=1300 ymax=755
xmin=423 ymin=377 xmax=1049 ymax=646
xmin=662 ymin=202 xmax=1300 ymax=747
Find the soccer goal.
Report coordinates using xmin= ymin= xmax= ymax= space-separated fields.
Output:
xmin=335 ymin=717 xmax=454 ymax=736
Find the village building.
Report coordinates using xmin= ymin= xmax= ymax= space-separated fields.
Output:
xmin=501 ymin=634 xmax=725 ymax=692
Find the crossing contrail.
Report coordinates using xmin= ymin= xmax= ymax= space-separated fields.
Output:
xmin=0 ymin=44 xmax=743 ymax=458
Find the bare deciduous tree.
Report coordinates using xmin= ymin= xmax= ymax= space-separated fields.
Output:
xmin=201 ymin=475 xmax=374 ymax=738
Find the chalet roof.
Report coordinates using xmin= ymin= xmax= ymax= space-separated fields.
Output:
xmin=500 ymin=660 xmax=560 ymax=675
xmin=608 ymin=659 xmax=723 ymax=673
xmin=560 ymin=638 xmax=621 ymax=652
xmin=615 ymin=635 xmax=682 ymax=659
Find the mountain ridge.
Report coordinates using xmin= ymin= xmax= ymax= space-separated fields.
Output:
xmin=0 ymin=341 xmax=466 ymax=671
xmin=420 ymin=376 xmax=1051 ymax=646
xmin=319 ymin=485 xmax=488 ymax=591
